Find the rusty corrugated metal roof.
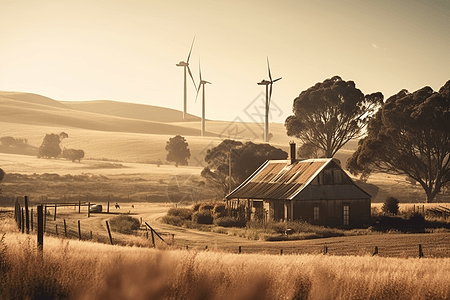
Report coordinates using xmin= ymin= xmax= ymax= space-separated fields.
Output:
xmin=226 ymin=158 xmax=371 ymax=201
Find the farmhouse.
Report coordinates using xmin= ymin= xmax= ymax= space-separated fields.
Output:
xmin=225 ymin=143 xmax=371 ymax=226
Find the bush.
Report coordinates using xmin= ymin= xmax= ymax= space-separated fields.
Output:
xmin=109 ymin=215 xmax=140 ymax=234
xmin=406 ymin=212 xmax=425 ymax=225
xmin=192 ymin=202 xmax=202 ymax=212
xmin=214 ymin=217 xmax=246 ymax=228
xmin=212 ymin=203 xmax=227 ymax=218
xmin=199 ymin=203 xmax=215 ymax=211
xmin=62 ymin=148 xmax=85 ymax=162
xmin=382 ymin=196 xmax=399 ymax=215
xmin=161 ymin=215 xmax=185 ymax=227
xmin=192 ymin=210 xmax=213 ymax=224
xmin=167 ymin=208 xmax=192 ymax=220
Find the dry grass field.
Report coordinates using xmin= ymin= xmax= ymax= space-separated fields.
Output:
xmin=2 ymin=217 xmax=450 ymax=300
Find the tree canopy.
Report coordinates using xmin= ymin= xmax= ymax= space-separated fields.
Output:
xmin=38 ymin=132 xmax=68 ymax=158
xmin=62 ymin=148 xmax=85 ymax=162
xmin=165 ymin=135 xmax=191 ymax=167
xmin=347 ymin=80 xmax=450 ymax=203
xmin=285 ymin=76 xmax=383 ymax=157
xmin=201 ymin=140 xmax=287 ymax=197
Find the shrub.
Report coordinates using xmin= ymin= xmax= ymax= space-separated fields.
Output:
xmin=192 ymin=202 xmax=202 ymax=212
xmin=199 ymin=202 xmax=215 ymax=211
xmin=268 ymin=221 xmax=287 ymax=234
xmin=406 ymin=212 xmax=425 ymax=225
xmin=212 ymin=203 xmax=227 ymax=218
xmin=109 ymin=215 xmax=140 ymax=234
xmin=192 ymin=210 xmax=213 ymax=224
xmin=167 ymin=208 xmax=192 ymax=220
xmin=214 ymin=217 xmax=246 ymax=228
xmin=382 ymin=196 xmax=399 ymax=215
xmin=161 ymin=215 xmax=185 ymax=227
xmin=62 ymin=148 xmax=85 ymax=162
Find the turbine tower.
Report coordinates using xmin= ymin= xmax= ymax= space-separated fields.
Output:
xmin=196 ymin=59 xmax=211 ymax=137
xmin=176 ymin=37 xmax=197 ymax=119
xmin=257 ymin=57 xmax=282 ymax=142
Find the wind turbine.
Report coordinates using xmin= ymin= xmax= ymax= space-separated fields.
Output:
xmin=176 ymin=37 xmax=197 ymax=119
xmin=257 ymin=57 xmax=282 ymax=142
xmin=195 ymin=59 xmax=211 ymax=137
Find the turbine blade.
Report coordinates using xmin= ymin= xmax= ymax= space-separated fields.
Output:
xmin=195 ymin=85 xmax=201 ymax=103
xmin=267 ymin=57 xmax=272 ymax=83
xmin=187 ymin=36 xmax=195 ymax=63
xmin=199 ymin=59 xmax=202 ymax=82
xmin=187 ymin=65 xmax=197 ymax=91
xmin=273 ymin=77 xmax=282 ymax=83
xmin=269 ymin=83 xmax=273 ymax=105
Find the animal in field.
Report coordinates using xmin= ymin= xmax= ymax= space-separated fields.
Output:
xmin=115 ymin=203 xmax=120 ymax=209
xmin=131 ymin=205 xmax=134 ymax=208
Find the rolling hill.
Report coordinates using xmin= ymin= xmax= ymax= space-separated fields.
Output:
xmin=1 ymin=90 xmax=442 ymax=203
xmin=0 ymin=90 xmax=358 ymax=165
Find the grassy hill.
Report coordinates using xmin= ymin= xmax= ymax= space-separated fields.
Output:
xmin=63 ymin=100 xmax=201 ymax=123
xmin=1 ymin=90 xmax=446 ymax=203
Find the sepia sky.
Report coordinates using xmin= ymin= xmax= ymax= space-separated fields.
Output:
xmin=1 ymin=0 xmax=449 ymax=123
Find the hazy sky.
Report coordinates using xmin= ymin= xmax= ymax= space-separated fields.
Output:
xmin=1 ymin=0 xmax=449 ymax=123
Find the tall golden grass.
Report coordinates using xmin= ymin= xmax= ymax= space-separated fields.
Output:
xmin=2 ymin=214 xmax=450 ymax=300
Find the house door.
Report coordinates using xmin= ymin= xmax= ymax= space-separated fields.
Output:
xmin=343 ymin=205 xmax=350 ymax=225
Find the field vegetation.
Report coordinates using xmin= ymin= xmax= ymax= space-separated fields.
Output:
xmin=2 ymin=212 xmax=450 ymax=300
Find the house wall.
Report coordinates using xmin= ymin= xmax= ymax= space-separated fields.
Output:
xmin=289 ymin=198 xmax=370 ymax=226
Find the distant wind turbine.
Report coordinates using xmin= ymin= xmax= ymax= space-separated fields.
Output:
xmin=195 ymin=59 xmax=211 ymax=137
xmin=176 ymin=37 xmax=197 ymax=119
xmin=257 ymin=57 xmax=282 ymax=142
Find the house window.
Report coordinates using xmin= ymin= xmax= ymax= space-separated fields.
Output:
xmin=343 ymin=205 xmax=350 ymax=225
xmin=314 ymin=207 xmax=320 ymax=220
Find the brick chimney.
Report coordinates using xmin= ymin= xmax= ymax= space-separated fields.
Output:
xmin=288 ymin=141 xmax=296 ymax=165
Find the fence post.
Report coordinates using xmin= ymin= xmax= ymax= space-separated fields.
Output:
xmin=31 ymin=208 xmax=34 ymax=231
xmin=78 ymin=201 xmax=81 ymax=213
xmin=78 ymin=220 xmax=81 ymax=240
xmin=323 ymin=245 xmax=328 ymax=254
xmin=56 ymin=224 xmax=58 ymax=236
xmin=44 ymin=206 xmax=47 ymax=232
xmin=107 ymin=200 xmax=110 ymax=213
xmin=280 ymin=249 xmax=283 ymax=255
xmin=151 ymin=229 xmax=155 ymax=248
xmin=239 ymin=246 xmax=241 ymax=254
xmin=24 ymin=196 xmax=30 ymax=234
xmin=21 ymin=208 xmax=25 ymax=234
xmin=373 ymin=246 xmax=378 ymax=256
xmin=88 ymin=202 xmax=90 ymax=218
xmin=105 ymin=221 xmax=113 ymax=245
xmin=90 ymin=231 xmax=92 ymax=240
xmin=54 ymin=204 xmax=57 ymax=221
xmin=64 ymin=219 xmax=67 ymax=237
xmin=37 ymin=205 xmax=43 ymax=251
xmin=419 ymin=244 xmax=424 ymax=258
xmin=17 ymin=202 xmax=21 ymax=230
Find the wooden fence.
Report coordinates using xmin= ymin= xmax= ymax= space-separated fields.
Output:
xmin=13 ymin=196 xmax=170 ymax=250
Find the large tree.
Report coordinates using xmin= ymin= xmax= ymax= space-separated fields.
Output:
xmin=38 ymin=132 xmax=68 ymax=158
xmin=347 ymin=80 xmax=450 ymax=203
xmin=285 ymin=76 xmax=383 ymax=157
xmin=165 ymin=135 xmax=191 ymax=167
xmin=201 ymin=140 xmax=287 ymax=197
